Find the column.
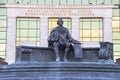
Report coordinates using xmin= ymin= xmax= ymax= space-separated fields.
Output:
xmin=40 ymin=17 xmax=48 ymax=47
xmin=103 ymin=17 xmax=112 ymax=42
xmin=71 ymin=17 xmax=80 ymax=41
xmin=6 ymin=17 xmax=16 ymax=64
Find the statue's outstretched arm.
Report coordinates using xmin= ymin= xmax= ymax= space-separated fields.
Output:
xmin=67 ymin=30 xmax=80 ymax=44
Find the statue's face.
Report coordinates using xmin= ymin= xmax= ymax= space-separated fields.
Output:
xmin=58 ymin=21 xmax=63 ymax=26
xmin=57 ymin=19 xmax=64 ymax=26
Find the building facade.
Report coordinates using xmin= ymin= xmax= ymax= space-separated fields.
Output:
xmin=0 ymin=0 xmax=120 ymax=64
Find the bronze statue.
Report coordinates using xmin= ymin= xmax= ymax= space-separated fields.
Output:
xmin=98 ymin=42 xmax=113 ymax=63
xmin=48 ymin=18 xmax=83 ymax=62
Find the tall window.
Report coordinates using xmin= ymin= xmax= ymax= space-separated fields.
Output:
xmin=112 ymin=9 xmax=120 ymax=60
xmin=80 ymin=18 xmax=103 ymax=42
xmin=0 ymin=8 xmax=7 ymax=59
xmin=16 ymin=18 xmax=40 ymax=46
xmin=48 ymin=18 xmax=71 ymax=34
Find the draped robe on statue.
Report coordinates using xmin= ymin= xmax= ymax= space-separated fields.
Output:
xmin=48 ymin=26 xmax=83 ymax=58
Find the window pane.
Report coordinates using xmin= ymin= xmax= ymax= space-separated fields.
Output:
xmin=0 ymin=27 xmax=6 ymax=31
xmin=60 ymin=0 xmax=66 ymax=5
xmin=16 ymin=0 xmax=22 ymax=3
xmin=113 ymin=40 xmax=120 ymax=44
xmin=83 ymin=30 xmax=90 ymax=37
xmin=91 ymin=30 xmax=99 ymax=37
xmin=114 ymin=45 xmax=120 ymax=51
xmin=97 ymin=0 xmax=104 ymax=4
xmin=23 ymin=0 xmax=30 ymax=4
xmin=0 ymin=52 xmax=5 ymax=55
xmin=83 ymin=22 xmax=90 ymax=29
xmin=113 ymin=9 xmax=119 ymax=17
xmin=37 ymin=42 xmax=40 ymax=46
xmin=20 ymin=30 xmax=28 ymax=37
xmin=100 ymin=30 xmax=103 ymax=37
xmin=38 ymin=0 xmax=44 ymax=4
xmin=82 ymin=0 xmax=89 ymax=4
xmin=112 ymin=29 xmax=120 ymax=32
xmin=0 ymin=8 xmax=6 ymax=15
xmin=112 ymin=17 xmax=119 ymax=20
xmin=67 ymin=0 xmax=74 ymax=4
xmin=46 ymin=0 xmax=52 ymax=4
xmin=53 ymin=0 xmax=59 ymax=4
xmin=83 ymin=38 xmax=91 ymax=41
xmin=64 ymin=22 xmax=68 ymax=27
xmin=105 ymin=0 xmax=111 ymax=4
xmin=28 ymin=38 xmax=36 ymax=41
xmin=0 ymin=40 xmax=6 ymax=43
xmin=90 ymin=0 xmax=96 ymax=4
xmin=31 ymin=0 xmax=38 ymax=4
xmin=0 ymin=20 xmax=6 ymax=27
xmin=20 ymin=21 xmax=28 ymax=28
xmin=8 ymin=0 xmax=15 ymax=3
xmin=29 ymin=30 xmax=37 ymax=37
xmin=92 ymin=22 xmax=99 ymax=29
xmin=0 ymin=0 xmax=7 ymax=3
xmin=113 ymin=33 xmax=120 ymax=39
xmin=0 ymin=16 xmax=7 ymax=19
xmin=80 ymin=30 xmax=83 ymax=37
xmin=0 ymin=52 xmax=5 ymax=58
xmin=20 ymin=38 xmax=27 ymax=41
xmin=75 ymin=0 xmax=81 ymax=4
xmin=0 ymin=44 xmax=6 ymax=51
xmin=91 ymin=38 xmax=100 ymax=41
xmin=0 ymin=32 xmax=6 ymax=39
xmin=112 ymin=21 xmax=119 ymax=28
xmin=112 ymin=0 xmax=119 ymax=4
xmin=29 ymin=21 xmax=36 ymax=28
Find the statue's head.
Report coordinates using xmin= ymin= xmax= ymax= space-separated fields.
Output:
xmin=57 ymin=18 xmax=64 ymax=26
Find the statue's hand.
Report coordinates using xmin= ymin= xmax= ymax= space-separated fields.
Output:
xmin=73 ymin=40 xmax=80 ymax=44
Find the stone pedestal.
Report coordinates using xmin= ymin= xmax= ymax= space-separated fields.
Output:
xmin=0 ymin=62 xmax=120 ymax=80
xmin=16 ymin=46 xmax=100 ymax=63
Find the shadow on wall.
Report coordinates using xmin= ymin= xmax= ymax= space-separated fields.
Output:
xmin=0 ymin=57 xmax=8 ymax=65
xmin=116 ymin=58 xmax=120 ymax=65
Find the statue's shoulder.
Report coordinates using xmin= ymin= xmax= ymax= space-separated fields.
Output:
xmin=63 ymin=27 xmax=69 ymax=32
xmin=63 ymin=27 xmax=68 ymax=30
xmin=51 ymin=26 xmax=59 ymax=32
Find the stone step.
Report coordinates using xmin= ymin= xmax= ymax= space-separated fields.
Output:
xmin=0 ymin=62 xmax=120 ymax=80
xmin=0 ymin=77 xmax=117 ymax=80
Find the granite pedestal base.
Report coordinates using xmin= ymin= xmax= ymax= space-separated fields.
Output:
xmin=0 ymin=62 xmax=120 ymax=80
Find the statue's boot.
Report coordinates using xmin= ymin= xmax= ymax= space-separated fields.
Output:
xmin=56 ymin=57 xmax=60 ymax=62
xmin=63 ymin=57 xmax=68 ymax=62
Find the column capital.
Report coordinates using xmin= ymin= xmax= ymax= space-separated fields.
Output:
xmin=71 ymin=17 xmax=80 ymax=19
xmin=103 ymin=17 xmax=112 ymax=21
xmin=40 ymin=17 xmax=48 ymax=19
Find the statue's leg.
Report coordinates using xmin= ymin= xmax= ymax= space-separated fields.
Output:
xmin=53 ymin=42 xmax=60 ymax=61
xmin=64 ymin=43 xmax=70 ymax=62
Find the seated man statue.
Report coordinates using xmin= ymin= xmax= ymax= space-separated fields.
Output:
xmin=48 ymin=18 xmax=83 ymax=62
